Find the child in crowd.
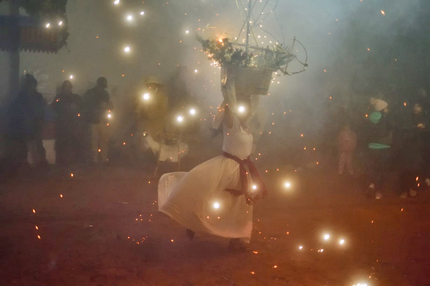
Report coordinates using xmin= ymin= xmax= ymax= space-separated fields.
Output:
xmin=338 ymin=123 xmax=357 ymax=175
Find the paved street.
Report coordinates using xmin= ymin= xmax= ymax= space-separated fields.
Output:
xmin=1 ymin=165 xmax=429 ymax=285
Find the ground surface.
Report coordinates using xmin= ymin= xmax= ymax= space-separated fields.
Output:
xmin=1 ymin=157 xmax=430 ymax=286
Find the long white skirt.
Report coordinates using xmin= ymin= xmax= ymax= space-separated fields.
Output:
xmin=158 ymin=155 xmax=253 ymax=243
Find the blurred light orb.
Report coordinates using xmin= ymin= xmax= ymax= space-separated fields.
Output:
xmin=124 ymin=46 xmax=131 ymax=53
xmin=238 ymin=106 xmax=246 ymax=113
xmin=339 ymin=239 xmax=345 ymax=245
xmin=185 ymin=30 xmax=190 ymax=34
xmin=113 ymin=0 xmax=120 ymax=4
xmin=69 ymin=75 xmax=74 ymax=79
xmin=126 ymin=15 xmax=133 ymax=21
xmin=213 ymin=202 xmax=220 ymax=209
xmin=58 ymin=21 xmax=63 ymax=26
xmin=45 ymin=23 xmax=50 ymax=28
xmin=140 ymin=11 xmax=145 ymax=15
xmin=189 ymin=108 xmax=196 ymax=115
xmin=299 ymin=246 xmax=303 ymax=250
xmin=177 ymin=116 xmax=184 ymax=122
xmin=284 ymin=182 xmax=291 ymax=189
xmin=194 ymin=69 xmax=198 ymax=73
xmin=143 ymin=93 xmax=150 ymax=100
xmin=107 ymin=114 xmax=112 ymax=119
xmin=323 ymin=234 xmax=330 ymax=240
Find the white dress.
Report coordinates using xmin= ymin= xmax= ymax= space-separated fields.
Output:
xmin=158 ymin=117 xmax=254 ymax=242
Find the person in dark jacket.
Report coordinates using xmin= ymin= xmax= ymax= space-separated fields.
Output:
xmin=83 ymin=77 xmax=112 ymax=163
xmin=8 ymin=74 xmax=46 ymax=166
xmin=398 ymin=100 xmax=429 ymax=197
xmin=366 ymin=98 xmax=393 ymax=199
xmin=52 ymin=80 xmax=83 ymax=167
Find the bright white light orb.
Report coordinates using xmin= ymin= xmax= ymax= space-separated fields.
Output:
xmin=107 ymin=114 xmax=112 ymax=119
xmin=252 ymin=185 xmax=257 ymax=190
xmin=126 ymin=15 xmax=133 ymax=21
xmin=124 ymin=46 xmax=130 ymax=53
xmin=45 ymin=23 xmax=51 ymax=28
xmin=323 ymin=234 xmax=330 ymax=240
xmin=143 ymin=93 xmax=150 ymax=100
xmin=189 ymin=109 xmax=196 ymax=115
xmin=185 ymin=30 xmax=189 ymax=34
xmin=238 ymin=106 xmax=246 ymax=113
xmin=177 ymin=116 xmax=184 ymax=122
xmin=140 ymin=11 xmax=145 ymax=15
xmin=58 ymin=21 xmax=63 ymax=26
xmin=213 ymin=202 xmax=220 ymax=209
xmin=339 ymin=239 xmax=345 ymax=245
xmin=194 ymin=69 xmax=198 ymax=73
xmin=299 ymin=246 xmax=303 ymax=250
xmin=69 ymin=75 xmax=74 ymax=79
xmin=113 ymin=0 xmax=120 ymax=5
xmin=284 ymin=182 xmax=291 ymax=189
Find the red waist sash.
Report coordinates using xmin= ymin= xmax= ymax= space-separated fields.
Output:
xmin=223 ymin=151 xmax=268 ymax=204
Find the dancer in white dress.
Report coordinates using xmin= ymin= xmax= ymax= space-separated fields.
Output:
xmin=158 ymin=103 xmax=267 ymax=249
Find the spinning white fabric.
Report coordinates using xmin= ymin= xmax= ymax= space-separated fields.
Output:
xmin=158 ymin=117 xmax=254 ymax=242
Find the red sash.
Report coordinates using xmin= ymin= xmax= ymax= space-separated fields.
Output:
xmin=223 ymin=151 xmax=268 ymax=204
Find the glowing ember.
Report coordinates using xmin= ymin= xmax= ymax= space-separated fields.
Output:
xmin=60 ymin=194 xmax=63 ymax=198
xmin=37 ymin=235 xmax=41 ymax=239
xmin=170 ymin=239 xmax=174 ymax=242
xmin=381 ymin=10 xmax=385 ymax=15
xmin=35 ymin=226 xmax=38 ymax=230
xmin=32 ymin=209 xmax=36 ymax=214
xmin=70 ymin=173 xmax=74 ymax=177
